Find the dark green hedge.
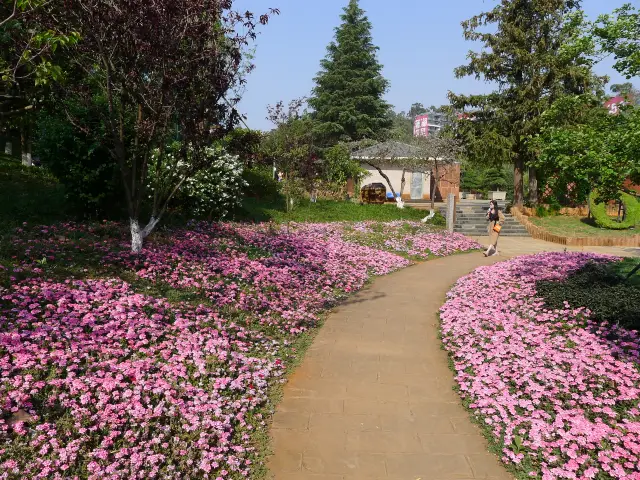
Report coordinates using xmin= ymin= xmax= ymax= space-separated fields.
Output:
xmin=536 ymin=260 xmax=640 ymax=331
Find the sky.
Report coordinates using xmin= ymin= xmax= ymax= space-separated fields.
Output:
xmin=236 ymin=0 xmax=636 ymax=131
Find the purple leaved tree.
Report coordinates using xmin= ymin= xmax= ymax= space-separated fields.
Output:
xmin=35 ymin=0 xmax=278 ymax=252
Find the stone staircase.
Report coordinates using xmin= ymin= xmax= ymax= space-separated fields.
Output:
xmin=448 ymin=200 xmax=530 ymax=237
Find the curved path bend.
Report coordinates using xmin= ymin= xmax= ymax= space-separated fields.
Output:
xmin=268 ymin=253 xmax=509 ymax=480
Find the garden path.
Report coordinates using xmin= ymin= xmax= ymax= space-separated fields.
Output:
xmin=267 ymin=253 xmax=511 ymax=480
xmin=471 ymin=236 xmax=639 ymax=258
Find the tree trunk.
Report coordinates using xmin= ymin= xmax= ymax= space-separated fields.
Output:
xmin=20 ymin=124 xmax=32 ymax=167
xmin=4 ymin=141 xmax=11 ymax=156
xmin=130 ymin=218 xmax=144 ymax=253
xmin=129 ymin=216 xmax=159 ymax=253
xmin=430 ymin=165 xmax=439 ymax=212
xmin=513 ymin=157 xmax=525 ymax=206
xmin=366 ymin=162 xmax=399 ymax=202
xmin=528 ymin=166 xmax=538 ymax=205
xmin=400 ymin=169 xmax=406 ymax=198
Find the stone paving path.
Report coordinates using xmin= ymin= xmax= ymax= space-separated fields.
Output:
xmin=267 ymin=253 xmax=510 ymax=480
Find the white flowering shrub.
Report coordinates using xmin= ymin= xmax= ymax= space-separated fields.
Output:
xmin=183 ymin=150 xmax=246 ymax=219
xmin=148 ymin=142 xmax=247 ymax=220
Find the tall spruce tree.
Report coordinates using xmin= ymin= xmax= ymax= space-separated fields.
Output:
xmin=309 ymin=0 xmax=391 ymax=143
xmin=449 ymin=0 xmax=602 ymax=206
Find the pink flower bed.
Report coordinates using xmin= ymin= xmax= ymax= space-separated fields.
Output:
xmin=440 ymin=252 xmax=640 ymax=480
xmin=297 ymin=221 xmax=481 ymax=259
xmin=1 ymin=278 xmax=281 ymax=479
xmin=1 ymin=220 xmax=479 ymax=478
xmin=105 ymin=222 xmax=411 ymax=335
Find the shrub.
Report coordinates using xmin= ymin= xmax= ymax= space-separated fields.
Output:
xmin=33 ymin=104 xmax=124 ymax=218
xmin=324 ymin=143 xmax=366 ymax=185
xmin=242 ymin=166 xmax=281 ymax=202
xmin=535 ymin=205 xmax=549 ymax=217
xmin=589 ymin=191 xmax=640 ymax=229
xmin=429 ymin=211 xmax=446 ymax=226
xmin=148 ymin=143 xmax=247 ymax=220
xmin=536 ymin=260 xmax=640 ymax=331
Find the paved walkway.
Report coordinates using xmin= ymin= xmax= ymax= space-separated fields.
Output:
xmin=471 ymin=236 xmax=639 ymax=258
xmin=267 ymin=238 xmax=638 ymax=480
xmin=268 ymin=253 xmax=508 ymax=480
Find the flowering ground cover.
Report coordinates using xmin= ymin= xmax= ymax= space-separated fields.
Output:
xmin=297 ymin=220 xmax=481 ymax=260
xmin=440 ymin=252 xmax=640 ymax=480
xmin=1 ymin=220 xmax=479 ymax=479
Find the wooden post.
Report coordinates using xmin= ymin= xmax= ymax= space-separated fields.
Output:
xmin=346 ymin=177 xmax=355 ymax=199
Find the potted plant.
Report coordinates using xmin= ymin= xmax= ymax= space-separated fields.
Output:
xmin=484 ymin=167 xmax=507 ymax=201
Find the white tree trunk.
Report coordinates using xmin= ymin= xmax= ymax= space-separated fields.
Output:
xmin=130 ymin=216 xmax=160 ymax=253
xmin=21 ymin=125 xmax=32 ymax=167
xmin=421 ymin=210 xmax=436 ymax=223
xmin=130 ymin=218 xmax=144 ymax=253
xmin=4 ymin=141 xmax=11 ymax=156
xmin=395 ymin=197 xmax=404 ymax=209
xmin=21 ymin=151 xmax=32 ymax=167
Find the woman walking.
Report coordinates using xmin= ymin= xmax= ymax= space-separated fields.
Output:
xmin=484 ymin=200 xmax=505 ymax=257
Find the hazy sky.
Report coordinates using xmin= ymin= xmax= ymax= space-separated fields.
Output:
xmin=236 ymin=0 xmax=636 ymax=131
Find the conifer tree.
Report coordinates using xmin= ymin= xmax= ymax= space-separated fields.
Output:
xmin=309 ymin=0 xmax=391 ymax=143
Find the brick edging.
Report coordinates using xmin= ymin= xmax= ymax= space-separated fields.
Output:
xmin=510 ymin=207 xmax=640 ymax=247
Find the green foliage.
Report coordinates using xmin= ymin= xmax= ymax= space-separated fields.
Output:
xmin=483 ymin=167 xmax=508 ymax=191
xmin=242 ymin=166 xmax=281 ymax=202
xmin=460 ymin=165 xmax=484 ymax=192
xmin=0 ymin=153 xmax=68 ymax=235
xmin=1 ymin=1 xmax=79 ymax=84
xmin=535 ymin=95 xmax=640 ymax=204
xmin=148 ymin=142 xmax=247 ymax=221
xmin=589 ymin=191 xmax=640 ymax=230
xmin=238 ymin=198 xmax=431 ymax=223
xmin=309 ymin=0 xmax=391 ymax=143
xmin=323 ymin=143 xmax=366 ymax=185
xmin=461 ymin=164 xmax=509 ymax=195
xmin=33 ymin=103 xmax=123 ymax=218
xmin=263 ymin=99 xmax=319 ymax=211
xmin=530 ymin=215 xmax=640 ymax=238
xmin=408 ymin=103 xmax=427 ymax=119
xmin=594 ymin=3 xmax=640 ymax=79
xmin=386 ymin=109 xmax=413 ymax=142
xmin=537 ymin=259 xmax=640 ymax=331
xmin=535 ymin=205 xmax=550 ymax=218
xmin=450 ymin=3 xmax=603 ymax=205
xmin=223 ymin=128 xmax=263 ymax=163
xmin=610 ymin=82 xmax=640 ymax=105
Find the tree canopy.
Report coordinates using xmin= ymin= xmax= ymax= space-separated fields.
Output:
xmin=449 ymin=0 xmax=603 ymax=206
xmin=309 ymin=0 xmax=391 ymax=144
xmin=594 ymin=3 xmax=640 ymax=79
xmin=13 ymin=0 xmax=278 ymax=251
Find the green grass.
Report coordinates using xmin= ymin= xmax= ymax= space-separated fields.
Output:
xmin=529 ymin=215 xmax=639 ymax=237
xmin=238 ymin=197 xmax=434 ymax=223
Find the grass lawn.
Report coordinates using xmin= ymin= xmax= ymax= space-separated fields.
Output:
xmin=239 ymin=197 xmax=436 ymax=223
xmin=529 ymin=214 xmax=639 ymax=237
